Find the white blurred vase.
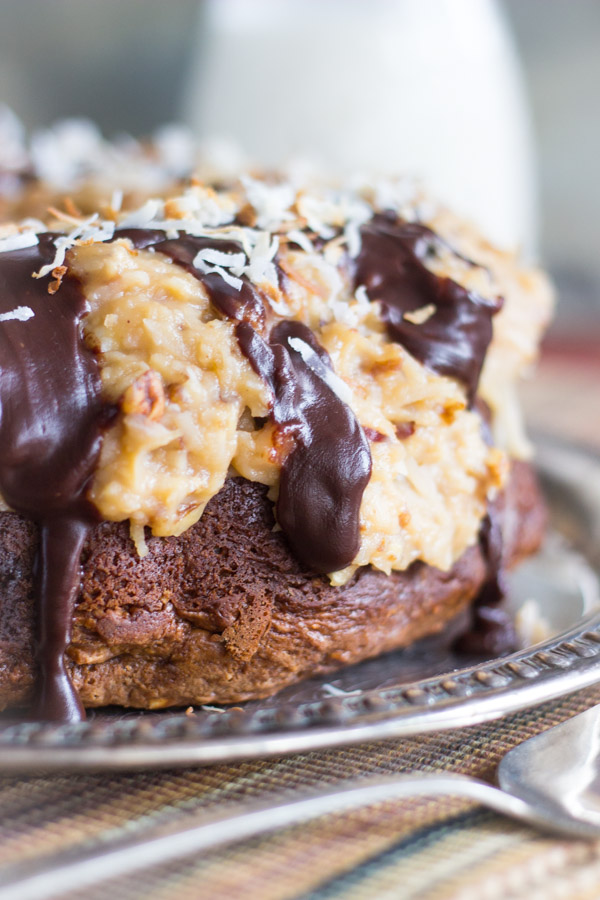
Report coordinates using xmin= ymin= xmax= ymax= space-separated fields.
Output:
xmin=184 ymin=0 xmax=537 ymax=253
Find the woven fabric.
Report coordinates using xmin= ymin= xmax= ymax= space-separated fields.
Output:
xmin=3 ymin=686 xmax=600 ymax=900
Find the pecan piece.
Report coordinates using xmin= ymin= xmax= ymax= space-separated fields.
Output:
xmin=121 ymin=370 xmax=166 ymax=421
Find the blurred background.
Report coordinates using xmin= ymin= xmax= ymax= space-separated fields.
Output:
xmin=0 ymin=0 xmax=598 ymax=425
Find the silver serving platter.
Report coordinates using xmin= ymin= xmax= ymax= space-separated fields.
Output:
xmin=1 ymin=438 xmax=599 ymax=772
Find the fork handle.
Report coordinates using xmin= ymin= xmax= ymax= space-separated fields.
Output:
xmin=0 ymin=772 xmax=591 ymax=900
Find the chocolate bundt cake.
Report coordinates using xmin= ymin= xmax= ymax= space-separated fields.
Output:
xmin=0 ymin=462 xmax=545 ymax=711
xmin=0 ymin=166 xmax=553 ymax=719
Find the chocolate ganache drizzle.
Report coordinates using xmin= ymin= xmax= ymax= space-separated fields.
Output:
xmin=237 ymin=319 xmax=372 ymax=573
xmin=454 ymin=506 xmax=517 ymax=657
xmin=0 ymin=235 xmax=105 ymax=721
xmin=354 ymin=213 xmax=502 ymax=403
xmin=119 ymin=229 xmax=371 ymax=574
xmin=354 ymin=213 xmax=512 ymax=640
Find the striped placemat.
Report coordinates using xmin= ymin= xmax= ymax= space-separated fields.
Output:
xmin=2 ymin=685 xmax=600 ymax=900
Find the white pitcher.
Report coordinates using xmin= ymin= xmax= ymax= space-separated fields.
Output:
xmin=184 ymin=0 xmax=536 ymax=254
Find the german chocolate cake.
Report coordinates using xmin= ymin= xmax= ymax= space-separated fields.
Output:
xmin=0 ymin=162 xmax=553 ymax=720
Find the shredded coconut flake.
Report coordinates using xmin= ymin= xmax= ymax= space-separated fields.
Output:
xmin=193 ymin=258 xmax=243 ymax=291
xmin=0 ymin=231 xmax=39 ymax=253
xmin=33 ymin=236 xmax=71 ymax=278
xmin=244 ymin=231 xmax=279 ymax=287
xmin=33 ymin=216 xmax=116 ymax=279
xmin=297 ymin=194 xmax=337 ymax=239
xmin=354 ymin=285 xmax=369 ymax=306
xmin=286 ymin=229 xmax=314 ymax=254
xmin=0 ymin=305 xmax=34 ymax=322
xmin=241 ymin=175 xmax=295 ymax=230
xmin=110 ymin=189 xmax=123 ymax=212
xmin=288 ymin=336 xmax=354 ymax=405
xmin=193 ymin=247 xmax=246 ymax=271
xmin=265 ymin=293 xmax=292 ymax=317
xmin=119 ymin=199 xmax=164 ymax=229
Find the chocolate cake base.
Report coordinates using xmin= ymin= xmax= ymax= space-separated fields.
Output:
xmin=0 ymin=461 xmax=545 ymax=710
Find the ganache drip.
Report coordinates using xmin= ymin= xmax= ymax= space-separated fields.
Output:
xmin=120 ymin=228 xmax=371 ymax=574
xmin=237 ymin=320 xmax=372 ymax=573
xmin=352 ymin=214 xmax=515 ymax=645
xmin=354 ymin=213 xmax=502 ymax=403
xmin=454 ymin=506 xmax=517 ymax=657
xmin=0 ymin=235 xmax=105 ymax=721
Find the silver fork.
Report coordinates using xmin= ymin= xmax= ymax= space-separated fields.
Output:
xmin=2 ymin=703 xmax=600 ymax=900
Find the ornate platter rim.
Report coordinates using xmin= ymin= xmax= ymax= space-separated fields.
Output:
xmin=1 ymin=437 xmax=599 ymax=772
